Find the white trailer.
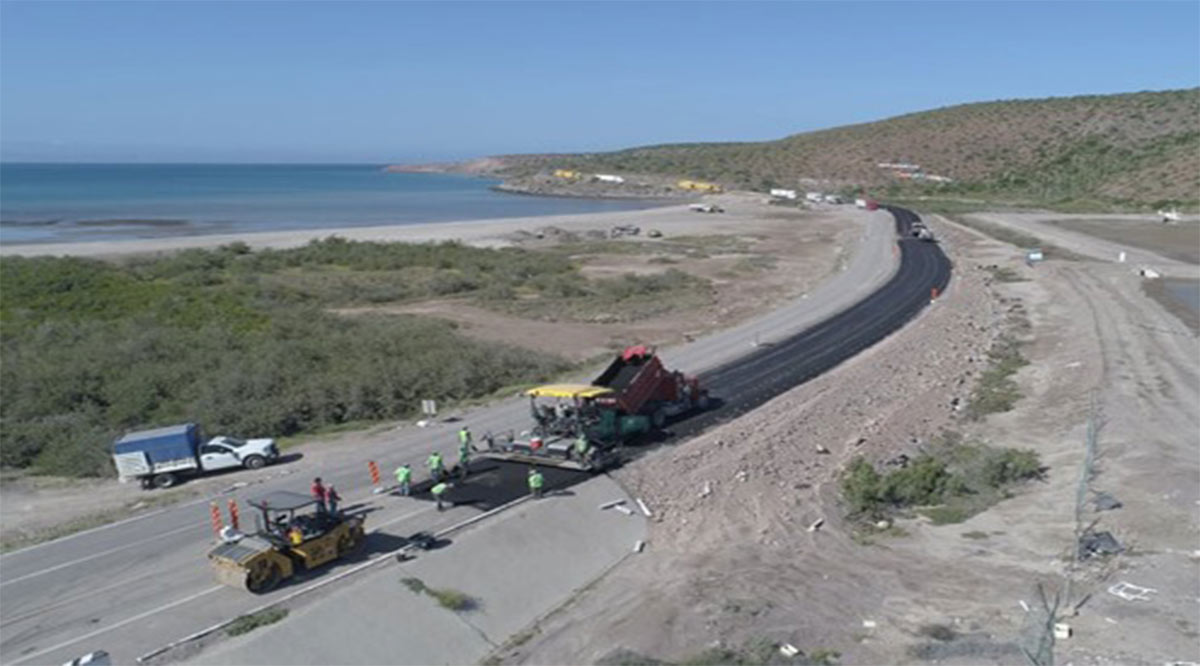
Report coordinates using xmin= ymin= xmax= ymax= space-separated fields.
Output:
xmin=595 ymin=174 xmax=625 ymax=184
xmin=769 ymin=188 xmax=797 ymax=200
xmin=805 ymin=192 xmax=824 ymax=203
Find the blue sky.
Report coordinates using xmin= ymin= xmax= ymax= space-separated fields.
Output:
xmin=2 ymin=1 xmax=1197 ymax=163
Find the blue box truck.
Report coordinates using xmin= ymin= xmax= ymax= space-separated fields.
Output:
xmin=113 ymin=423 xmax=279 ymax=489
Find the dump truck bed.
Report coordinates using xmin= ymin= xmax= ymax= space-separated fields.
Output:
xmin=593 ymin=346 xmax=676 ymax=414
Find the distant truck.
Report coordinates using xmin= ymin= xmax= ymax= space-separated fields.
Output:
xmin=113 ymin=424 xmax=279 ymax=489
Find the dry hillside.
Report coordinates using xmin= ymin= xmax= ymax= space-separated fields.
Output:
xmin=489 ymin=89 xmax=1199 ymax=208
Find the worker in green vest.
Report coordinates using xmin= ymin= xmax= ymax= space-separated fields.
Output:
xmin=427 ymin=451 xmax=444 ymax=483
xmin=394 ymin=464 xmax=412 ymax=496
xmin=573 ymin=434 xmax=590 ymax=462
xmin=528 ymin=468 xmax=544 ymax=499
xmin=456 ymin=451 xmax=469 ymax=480
xmin=458 ymin=426 xmax=472 ymax=453
xmin=431 ymin=482 xmax=448 ymax=511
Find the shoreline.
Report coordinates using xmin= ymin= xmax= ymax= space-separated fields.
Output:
xmin=0 ymin=193 xmax=743 ymax=258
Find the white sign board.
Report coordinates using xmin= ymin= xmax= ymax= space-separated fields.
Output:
xmin=421 ymin=400 xmax=438 ymax=416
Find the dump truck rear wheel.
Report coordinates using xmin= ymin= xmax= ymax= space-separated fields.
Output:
xmin=152 ymin=473 xmax=177 ymax=489
xmin=246 ymin=561 xmax=281 ymax=594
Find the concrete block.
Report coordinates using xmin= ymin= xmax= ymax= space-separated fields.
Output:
xmin=598 ymin=499 xmax=626 ymax=510
xmin=636 ymin=498 xmax=652 ymax=517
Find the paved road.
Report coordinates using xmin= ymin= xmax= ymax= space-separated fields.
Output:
xmin=0 ymin=207 xmax=940 ymax=666
xmin=187 ymin=475 xmax=644 ymax=666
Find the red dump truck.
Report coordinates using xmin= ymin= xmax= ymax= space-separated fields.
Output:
xmin=591 ymin=345 xmax=709 ymax=428
xmin=481 ymin=346 xmax=709 ymax=470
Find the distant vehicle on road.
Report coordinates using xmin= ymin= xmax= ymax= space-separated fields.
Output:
xmin=112 ymin=423 xmax=279 ymax=489
xmin=689 ymin=203 xmax=724 ymax=213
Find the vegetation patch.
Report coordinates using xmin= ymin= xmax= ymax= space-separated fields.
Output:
xmin=399 ymin=576 xmax=477 ymax=612
xmin=226 ymin=608 xmax=289 ymax=636
xmin=840 ymin=432 xmax=1043 ymax=525
xmin=599 ymin=640 xmax=838 ymax=666
xmin=967 ymin=336 xmax=1030 ymax=419
xmin=984 ymin=266 xmax=1027 ymax=283
xmin=500 ymin=89 xmax=1200 ymax=209
xmin=0 ymin=239 xmax=594 ymax=477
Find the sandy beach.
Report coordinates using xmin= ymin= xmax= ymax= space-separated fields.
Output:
xmin=0 ymin=193 xmax=770 ymax=259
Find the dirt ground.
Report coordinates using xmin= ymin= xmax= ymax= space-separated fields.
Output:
xmin=335 ymin=203 xmax=855 ymax=362
xmin=1045 ymin=218 xmax=1200 ymax=264
xmin=498 ymin=215 xmax=1200 ymax=665
xmin=0 ymin=194 xmax=861 ymax=547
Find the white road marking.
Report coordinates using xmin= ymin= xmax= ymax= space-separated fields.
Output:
xmin=1 ymin=522 xmax=202 ymax=587
xmin=9 ymin=585 xmax=223 ymax=665
xmin=0 ymin=495 xmax=212 ymax=559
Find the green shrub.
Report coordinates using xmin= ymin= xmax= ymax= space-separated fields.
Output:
xmin=226 ymin=608 xmax=288 ymax=636
xmin=0 ymin=246 xmax=573 ymax=477
xmin=841 ymin=440 xmax=1043 ymax=526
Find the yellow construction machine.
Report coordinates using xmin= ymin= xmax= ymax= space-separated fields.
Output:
xmin=208 ymin=490 xmax=365 ymax=593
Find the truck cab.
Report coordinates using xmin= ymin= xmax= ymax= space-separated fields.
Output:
xmin=199 ymin=436 xmax=276 ymax=472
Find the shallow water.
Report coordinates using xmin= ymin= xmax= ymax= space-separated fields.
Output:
xmin=0 ymin=163 xmax=667 ymax=244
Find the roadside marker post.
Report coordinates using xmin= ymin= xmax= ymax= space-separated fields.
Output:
xmin=227 ymin=499 xmax=240 ymax=531
xmin=368 ymin=460 xmax=381 ymax=486
xmin=930 ymin=287 xmax=939 ymax=302
xmin=209 ymin=502 xmax=223 ymax=540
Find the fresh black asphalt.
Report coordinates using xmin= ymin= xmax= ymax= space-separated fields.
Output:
xmin=435 ymin=206 xmax=952 ymax=508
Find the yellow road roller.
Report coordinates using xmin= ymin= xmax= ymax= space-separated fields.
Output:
xmin=208 ymin=490 xmax=365 ymax=593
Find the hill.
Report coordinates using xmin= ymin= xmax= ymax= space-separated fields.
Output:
xmin=486 ymin=89 xmax=1199 ymax=209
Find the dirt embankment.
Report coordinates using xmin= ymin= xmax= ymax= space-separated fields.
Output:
xmin=501 ymin=215 xmax=1200 ymax=665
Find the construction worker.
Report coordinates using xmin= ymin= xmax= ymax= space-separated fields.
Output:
xmin=457 ymin=429 xmax=472 ymax=479
xmin=394 ymin=464 xmax=412 ymax=496
xmin=431 ymin=482 xmax=448 ymax=511
xmin=427 ymin=451 xmax=444 ymax=483
xmin=528 ymin=468 xmax=544 ymax=499
xmin=324 ymin=485 xmax=342 ymax=516
xmin=573 ymin=434 xmax=590 ymax=462
xmin=311 ymin=477 xmax=327 ymax=514
xmin=456 ymin=450 xmax=470 ymax=480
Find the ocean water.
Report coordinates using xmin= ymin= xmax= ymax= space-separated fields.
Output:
xmin=0 ymin=163 xmax=666 ymax=244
